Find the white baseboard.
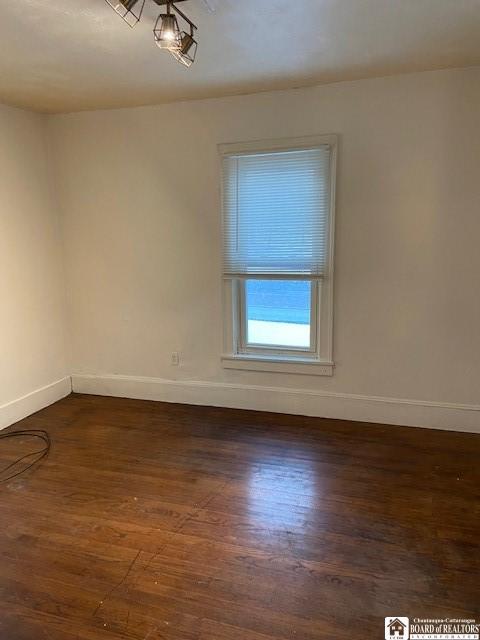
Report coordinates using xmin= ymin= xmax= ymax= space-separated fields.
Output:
xmin=0 ymin=377 xmax=72 ymax=431
xmin=72 ymin=373 xmax=480 ymax=434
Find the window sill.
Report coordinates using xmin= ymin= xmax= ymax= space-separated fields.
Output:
xmin=221 ymin=354 xmax=334 ymax=376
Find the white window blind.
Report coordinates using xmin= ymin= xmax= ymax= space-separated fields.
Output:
xmin=222 ymin=146 xmax=331 ymax=278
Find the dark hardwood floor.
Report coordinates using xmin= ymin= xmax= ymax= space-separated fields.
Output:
xmin=0 ymin=393 xmax=478 ymax=639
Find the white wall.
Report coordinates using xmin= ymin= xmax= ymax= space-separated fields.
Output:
xmin=0 ymin=104 xmax=70 ymax=428
xmin=49 ymin=67 xmax=480 ymax=431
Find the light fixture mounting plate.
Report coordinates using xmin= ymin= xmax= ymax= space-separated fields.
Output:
xmin=152 ymin=0 xmax=188 ymax=4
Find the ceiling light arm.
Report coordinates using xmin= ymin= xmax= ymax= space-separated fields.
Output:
xmin=171 ymin=2 xmax=197 ymax=33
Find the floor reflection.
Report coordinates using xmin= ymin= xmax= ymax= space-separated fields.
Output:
xmin=248 ymin=455 xmax=317 ymax=531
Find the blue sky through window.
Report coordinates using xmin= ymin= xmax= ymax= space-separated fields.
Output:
xmin=246 ymin=280 xmax=311 ymax=348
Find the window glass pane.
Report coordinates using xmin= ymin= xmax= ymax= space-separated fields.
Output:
xmin=245 ymin=280 xmax=311 ymax=348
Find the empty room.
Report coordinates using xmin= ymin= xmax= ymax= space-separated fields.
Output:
xmin=0 ymin=1 xmax=479 ymax=638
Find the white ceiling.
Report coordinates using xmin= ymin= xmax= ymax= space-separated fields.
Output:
xmin=1 ymin=0 xmax=480 ymax=113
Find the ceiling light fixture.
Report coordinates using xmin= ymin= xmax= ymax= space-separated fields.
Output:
xmin=154 ymin=2 xmax=182 ymax=50
xmin=105 ymin=0 xmax=146 ymax=28
xmin=168 ymin=4 xmax=198 ymax=67
xmin=105 ymin=0 xmax=199 ymax=67
xmin=171 ymin=30 xmax=197 ymax=67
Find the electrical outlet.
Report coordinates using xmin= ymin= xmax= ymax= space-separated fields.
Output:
xmin=171 ymin=351 xmax=180 ymax=366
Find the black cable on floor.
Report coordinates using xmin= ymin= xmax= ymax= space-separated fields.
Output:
xmin=0 ymin=429 xmax=51 ymax=484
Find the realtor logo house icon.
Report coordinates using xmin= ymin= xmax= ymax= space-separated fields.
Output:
xmin=385 ymin=617 xmax=410 ymax=640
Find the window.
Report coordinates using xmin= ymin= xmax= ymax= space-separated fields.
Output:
xmin=221 ymin=136 xmax=336 ymax=376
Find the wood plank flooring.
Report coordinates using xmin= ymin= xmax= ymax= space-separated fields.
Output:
xmin=0 ymin=393 xmax=478 ymax=639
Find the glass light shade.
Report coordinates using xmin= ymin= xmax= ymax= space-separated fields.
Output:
xmin=104 ymin=0 xmax=145 ymax=27
xmin=154 ymin=13 xmax=182 ymax=50
xmin=171 ymin=31 xmax=197 ymax=67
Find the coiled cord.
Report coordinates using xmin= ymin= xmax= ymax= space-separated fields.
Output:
xmin=0 ymin=429 xmax=51 ymax=484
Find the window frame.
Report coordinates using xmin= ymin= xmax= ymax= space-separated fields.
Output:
xmin=220 ymin=135 xmax=337 ymax=377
